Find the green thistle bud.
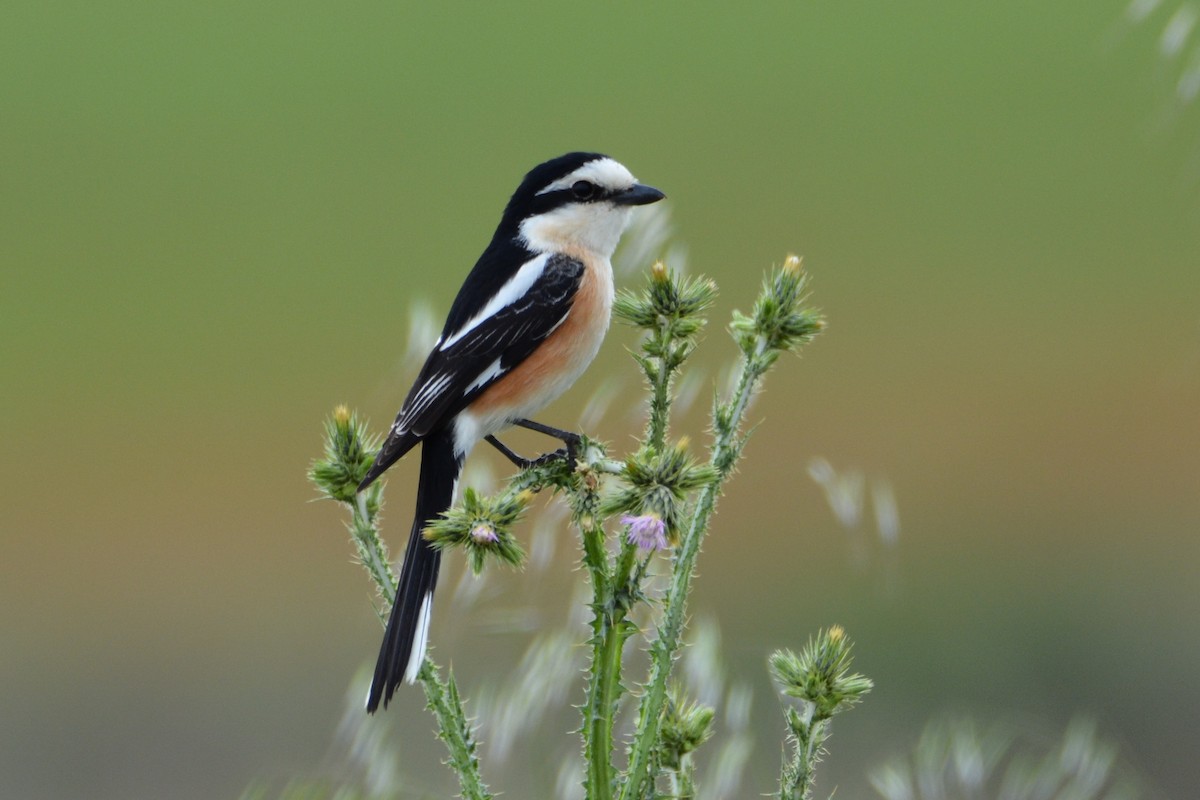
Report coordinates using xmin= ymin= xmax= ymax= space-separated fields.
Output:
xmin=615 ymin=262 xmax=717 ymax=335
xmin=601 ymin=439 xmax=718 ymax=544
xmin=423 ymin=486 xmax=531 ymax=574
xmin=308 ymin=406 xmax=380 ymax=503
xmin=769 ymin=626 xmax=873 ymax=721
xmin=658 ymin=685 xmax=716 ymax=770
xmin=731 ymin=255 xmax=825 ymax=358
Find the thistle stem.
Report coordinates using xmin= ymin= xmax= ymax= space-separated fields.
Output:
xmin=349 ymin=499 xmax=396 ymax=604
xmin=339 ymin=492 xmax=490 ymax=799
xmin=646 ymin=319 xmax=675 ymax=452
xmin=780 ymin=715 xmax=828 ymax=800
xmin=417 ymin=659 xmax=492 ymax=800
xmin=619 ymin=340 xmax=770 ymax=800
xmin=584 ymin=604 xmax=628 ymax=798
xmin=669 ymin=755 xmax=698 ymax=800
xmin=583 ymin=525 xmax=640 ymax=797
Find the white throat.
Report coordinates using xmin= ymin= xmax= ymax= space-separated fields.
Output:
xmin=519 ymin=203 xmax=634 ymax=258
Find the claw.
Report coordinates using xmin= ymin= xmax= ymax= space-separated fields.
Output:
xmin=532 ymin=446 xmax=575 ymax=471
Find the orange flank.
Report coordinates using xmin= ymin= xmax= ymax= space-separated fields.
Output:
xmin=468 ymin=256 xmax=611 ymax=417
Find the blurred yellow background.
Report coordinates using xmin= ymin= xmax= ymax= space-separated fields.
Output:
xmin=3 ymin=2 xmax=1197 ymax=798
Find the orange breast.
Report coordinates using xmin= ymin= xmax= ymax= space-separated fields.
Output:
xmin=468 ymin=255 xmax=612 ymax=420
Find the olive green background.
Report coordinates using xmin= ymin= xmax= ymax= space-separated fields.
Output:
xmin=3 ymin=2 xmax=1197 ymax=798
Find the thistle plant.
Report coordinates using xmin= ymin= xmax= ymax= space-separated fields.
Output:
xmin=770 ymin=626 xmax=874 ymax=800
xmin=308 ymin=253 xmax=869 ymax=799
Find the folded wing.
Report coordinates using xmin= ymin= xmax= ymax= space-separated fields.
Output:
xmin=358 ymin=253 xmax=584 ymax=489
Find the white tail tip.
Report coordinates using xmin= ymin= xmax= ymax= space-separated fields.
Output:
xmin=403 ymin=593 xmax=433 ymax=684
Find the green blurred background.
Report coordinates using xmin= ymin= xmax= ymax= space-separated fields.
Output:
xmin=3 ymin=2 xmax=1198 ymax=798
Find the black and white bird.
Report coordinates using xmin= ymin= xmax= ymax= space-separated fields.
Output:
xmin=358 ymin=152 xmax=664 ymax=712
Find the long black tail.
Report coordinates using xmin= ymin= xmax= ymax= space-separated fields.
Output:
xmin=366 ymin=428 xmax=462 ymax=713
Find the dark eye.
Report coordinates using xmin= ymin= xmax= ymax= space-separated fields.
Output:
xmin=571 ymin=180 xmax=597 ymax=200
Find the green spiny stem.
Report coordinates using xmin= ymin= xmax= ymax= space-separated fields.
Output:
xmin=584 ymin=605 xmax=631 ymax=798
xmin=780 ymin=715 xmax=828 ymax=800
xmin=619 ymin=474 xmax=715 ymax=800
xmin=646 ymin=322 xmax=676 ymax=452
xmin=338 ymin=493 xmax=490 ymax=799
xmin=668 ymin=754 xmax=697 ymax=800
xmin=613 ymin=539 xmax=640 ymax=602
xmin=569 ymin=450 xmax=612 ymax=589
xmin=583 ymin=600 xmax=617 ymax=796
xmin=580 ymin=518 xmax=610 ymax=585
xmin=418 ymin=659 xmax=492 ymax=800
xmin=619 ymin=342 xmax=772 ymax=800
xmin=576 ymin=502 xmax=613 ymax=797
xmin=584 ymin=532 xmax=640 ymax=798
xmin=348 ymin=501 xmax=395 ymax=603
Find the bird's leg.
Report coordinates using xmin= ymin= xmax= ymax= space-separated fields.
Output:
xmin=485 ymin=432 xmax=576 ymax=470
xmin=485 ymin=421 xmax=582 ymax=471
xmin=513 ymin=418 xmax=582 ymax=468
xmin=484 ymin=435 xmax=537 ymax=469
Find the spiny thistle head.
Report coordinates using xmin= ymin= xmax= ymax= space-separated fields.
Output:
xmin=614 ymin=261 xmax=717 ymax=338
xmin=730 ymin=254 xmax=825 ymax=358
xmin=601 ymin=439 xmax=718 ymax=544
xmin=423 ymin=487 xmax=532 ymax=574
xmin=658 ymin=684 xmax=716 ymax=769
xmin=769 ymin=626 xmax=873 ymax=721
xmin=308 ymin=406 xmax=380 ymax=503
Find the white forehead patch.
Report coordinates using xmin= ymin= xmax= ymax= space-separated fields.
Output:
xmin=536 ymin=158 xmax=637 ymax=195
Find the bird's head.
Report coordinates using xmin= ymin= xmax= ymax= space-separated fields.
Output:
xmin=500 ymin=152 xmax=665 ymax=259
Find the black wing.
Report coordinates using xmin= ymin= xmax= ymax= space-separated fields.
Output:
xmin=358 ymin=253 xmax=584 ymax=489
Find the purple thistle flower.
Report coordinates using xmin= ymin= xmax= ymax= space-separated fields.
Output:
xmin=470 ymin=523 xmax=499 ymax=544
xmin=622 ymin=513 xmax=668 ymax=551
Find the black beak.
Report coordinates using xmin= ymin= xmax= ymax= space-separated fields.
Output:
xmin=613 ymin=183 xmax=666 ymax=206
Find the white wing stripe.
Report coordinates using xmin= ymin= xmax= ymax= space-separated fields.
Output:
xmin=440 ymin=254 xmax=550 ymax=350
xmin=465 ymin=357 xmax=506 ymax=394
xmin=402 ymin=372 xmax=453 ymax=424
xmin=410 ymin=373 xmax=450 ymax=410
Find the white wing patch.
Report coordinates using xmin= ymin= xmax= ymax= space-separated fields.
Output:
xmin=440 ymin=254 xmax=550 ymax=350
xmin=465 ymin=357 xmax=507 ymax=394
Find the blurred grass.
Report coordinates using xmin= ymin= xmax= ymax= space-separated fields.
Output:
xmin=2 ymin=1 xmax=1198 ymax=798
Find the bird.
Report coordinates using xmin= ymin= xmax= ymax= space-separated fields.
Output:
xmin=357 ymin=152 xmax=665 ymax=712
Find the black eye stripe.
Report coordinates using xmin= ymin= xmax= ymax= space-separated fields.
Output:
xmin=527 ymin=181 xmax=622 ymax=216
